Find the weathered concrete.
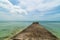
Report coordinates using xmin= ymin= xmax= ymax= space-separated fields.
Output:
xmin=11 ymin=22 xmax=58 ymax=40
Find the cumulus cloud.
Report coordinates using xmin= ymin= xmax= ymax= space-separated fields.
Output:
xmin=0 ymin=0 xmax=28 ymax=21
xmin=0 ymin=0 xmax=60 ymax=21
xmin=19 ymin=0 xmax=60 ymax=11
xmin=17 ymin=0 xmax=60 ymax=18
xmin=0 ymin=0 xmax=28 ymax=15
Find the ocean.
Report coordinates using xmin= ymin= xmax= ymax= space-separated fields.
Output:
xmin=0 ymin=21 xmax=60 ymax=40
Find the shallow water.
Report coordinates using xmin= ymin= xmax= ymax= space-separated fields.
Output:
xmin=40 ymin=21 xmax=60 ymax=38
xmin=0 ymin=21 xmax=60 ymax=39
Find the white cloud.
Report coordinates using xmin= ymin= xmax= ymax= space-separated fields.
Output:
xmin=0 ymin=12 xmax=26 ymax=21
xmin=48 ymin=13 xmax=60 ymax=18
xmin=18 ymin=0 xmax=60 ymax=17
xmin=0 ymin=0 xmax=28 ymax=15
xmin=10 ymin=6 xmax=28 ymax=15
xmin=0 ymin=0 xmax=28 ymax=20
xmin=0 ymin=0 xmax=60 ymax=21
xmin=19 ymin=0 xmax=60 ymax=11
xmin=39 ymin=13 xmax=60 ymax=21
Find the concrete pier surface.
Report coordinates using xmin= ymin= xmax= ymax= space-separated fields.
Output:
xmin=11 ymin=22 xmax=58 ymax=40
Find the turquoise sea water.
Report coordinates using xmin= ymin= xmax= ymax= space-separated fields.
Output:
xmin=0 ymin=21 xmax=60 ymax=39
xmin=40 ymin=21 xmax=60 ymax=38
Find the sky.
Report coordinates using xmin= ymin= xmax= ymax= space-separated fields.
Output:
xmin=0 ymin=0 xmax=60 ymax=21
